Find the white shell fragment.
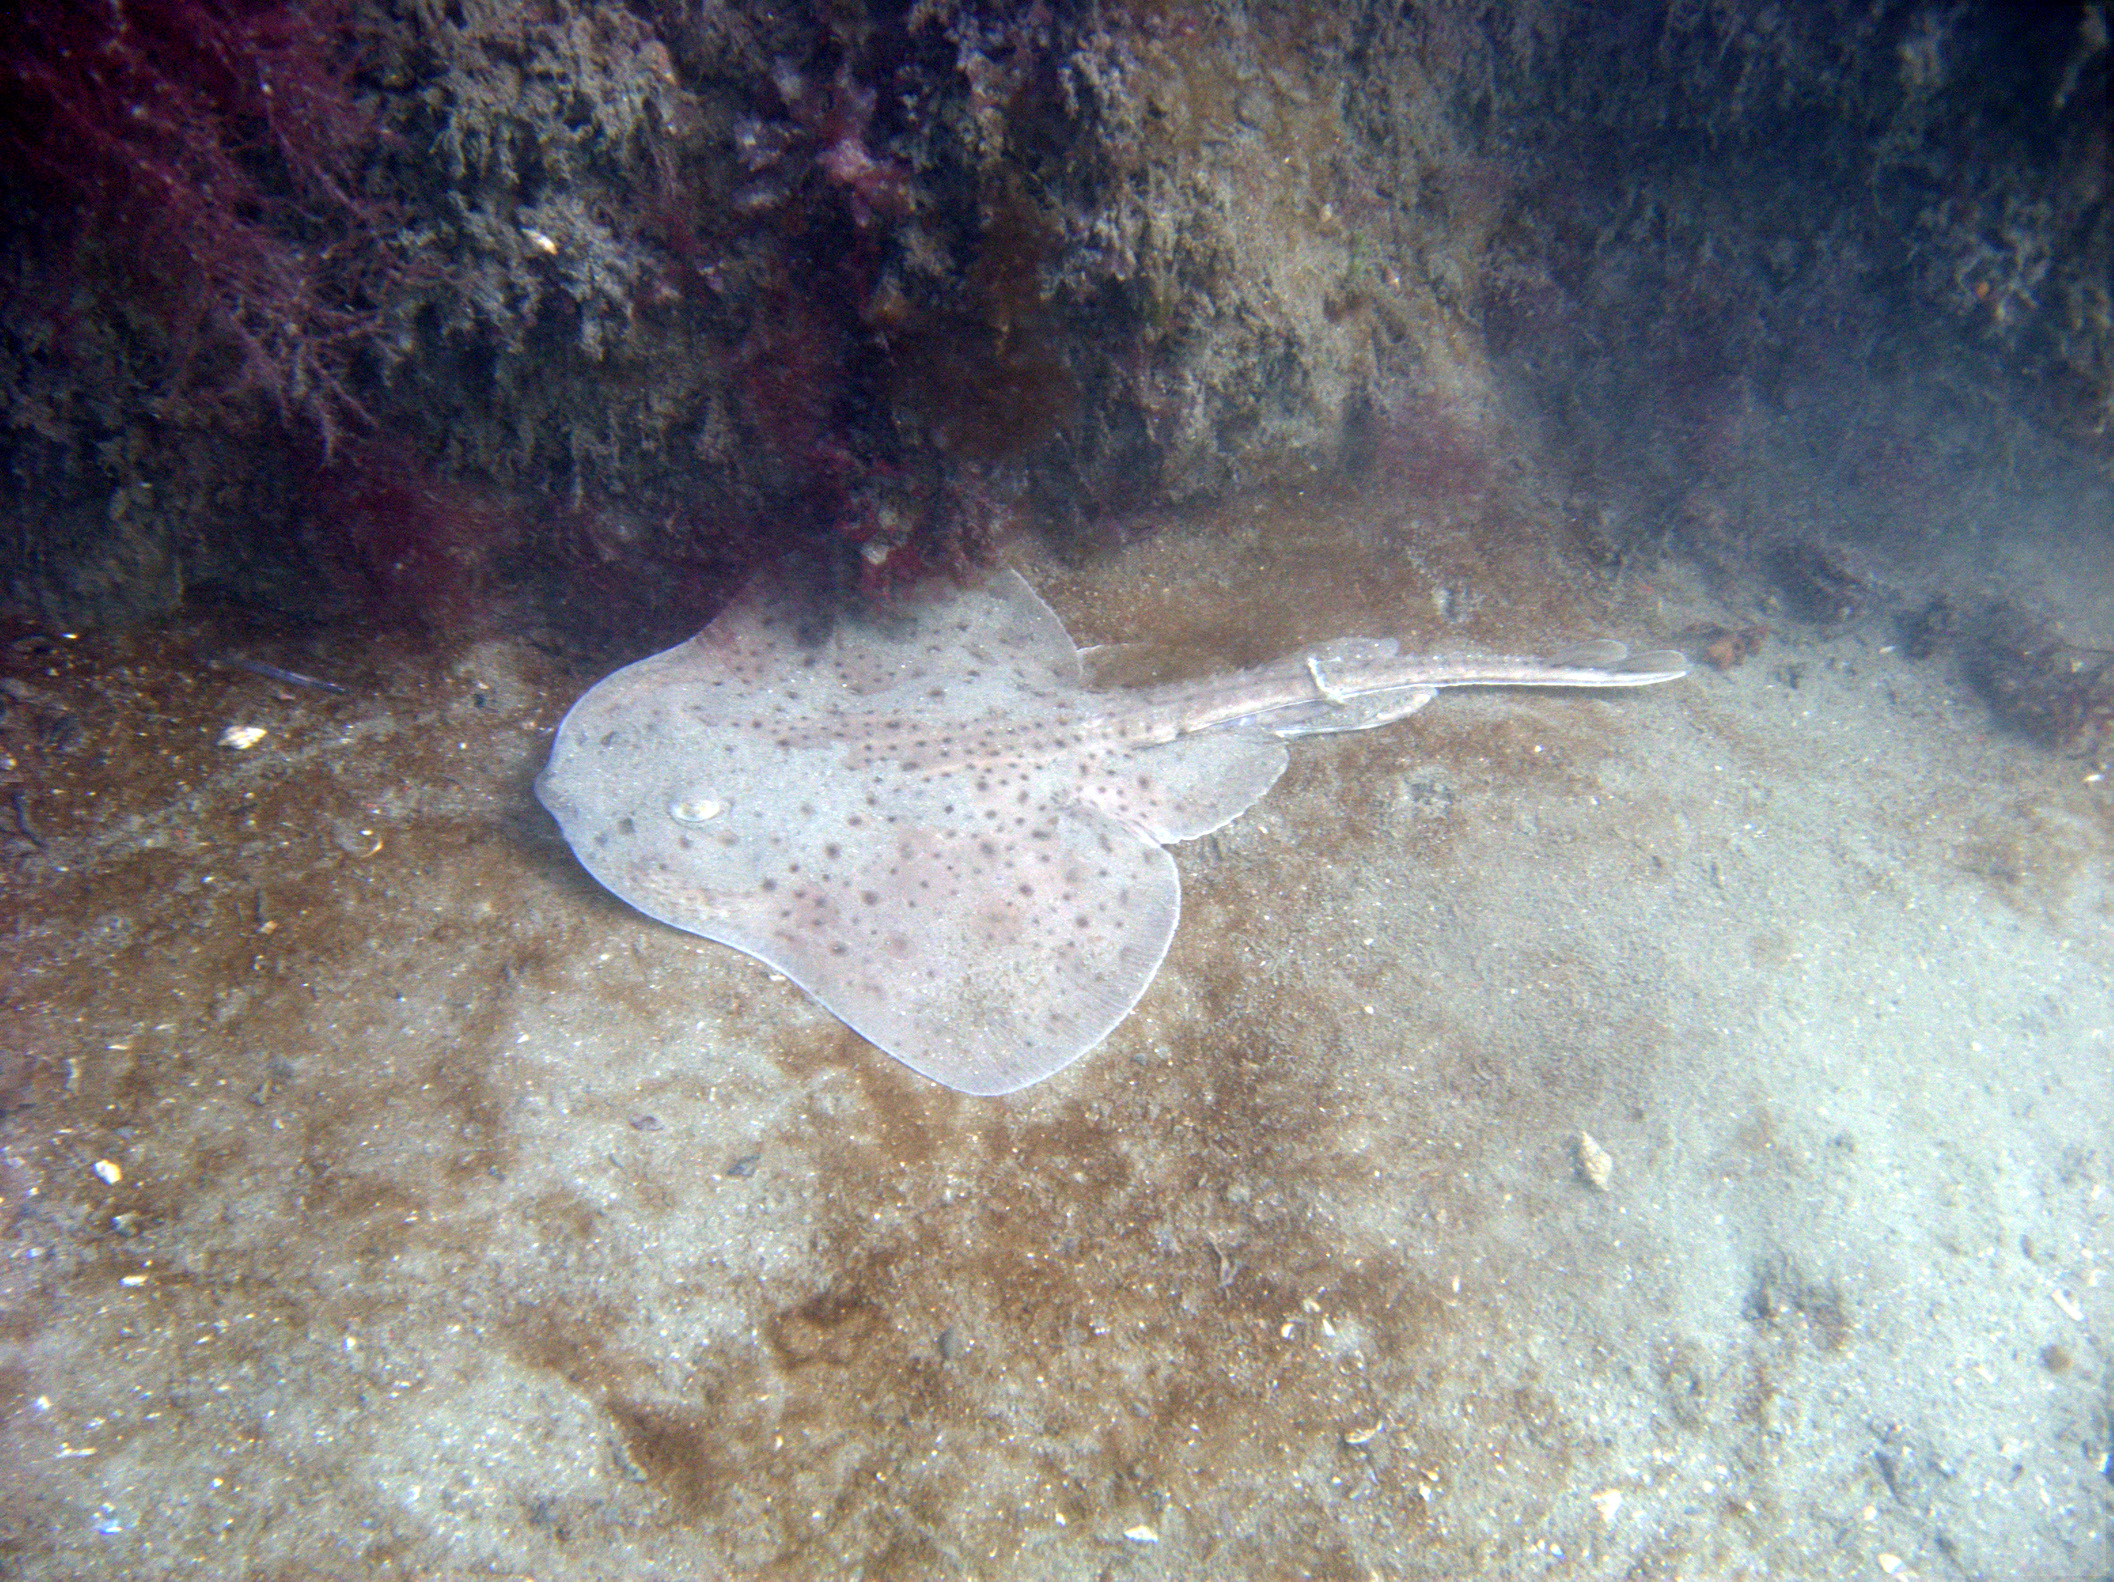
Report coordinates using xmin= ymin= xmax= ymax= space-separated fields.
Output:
xmin=1576 ymin=1130 xmax=1614 ymax=1191
xmin=218 ymin=725 xmax=268 ymax=750
xmin=668 ymin=797 xmax=726 ymax=824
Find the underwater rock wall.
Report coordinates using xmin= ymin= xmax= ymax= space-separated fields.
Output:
xmin=0 ymin=0 xmax=2104 ymax=629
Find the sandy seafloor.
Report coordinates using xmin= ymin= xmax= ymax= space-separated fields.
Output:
xmin=2 ymin=389 xmax=2110 ymax=1581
